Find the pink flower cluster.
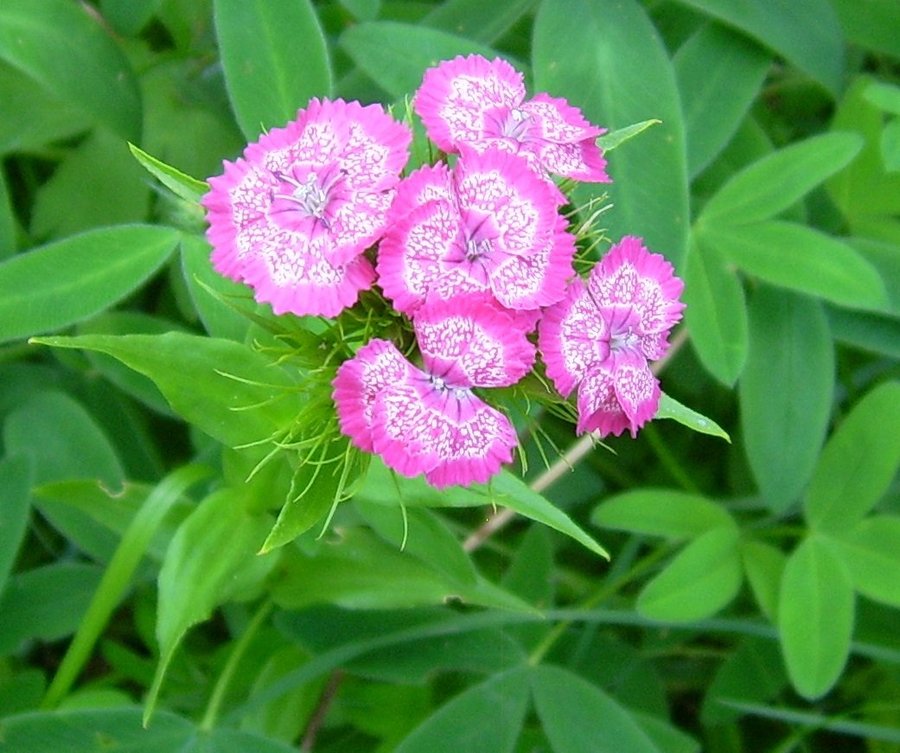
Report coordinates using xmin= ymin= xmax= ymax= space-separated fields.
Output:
xmin=202 ymin=54 xmax=684 ymax=489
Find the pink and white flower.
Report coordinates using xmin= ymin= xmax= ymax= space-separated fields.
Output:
xmin=202 ymin=98 xmax=411 ymax=317
xmin=539 ymin=236 xmax=684 ymax=437
xmin=377 ymin=147 xmax=575 ymax=316
xmin=414 ymin=54 xmax=609 ymax=184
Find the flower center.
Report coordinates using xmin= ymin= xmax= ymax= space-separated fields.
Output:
xmin=270 ymin=164 xmax=346 ymax=232
xmin=501 ymin=108 xmax=532 ymax=141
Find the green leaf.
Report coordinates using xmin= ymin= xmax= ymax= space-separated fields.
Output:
xmin=672 ymin=0 xmax=844 ymax=94
xmin=31 ymin=333 xmax=303 ymax=454
xmin=778 ymin=535 xmax=854 ymax=699
xmin=683 ymin=235 xmax=748 ymax=385
xmin=490 ymin=471 xmax=609 ymax=558
xmin=831 ymin=0 xmax=900 ymax=58
xmin=881 ymin=120 xmax=900 ymax=173
xmin=531 ymin=664 xmax=662 ymax=753
xmin=395 ymin=667 xmax=529 ymax=753
xmin=805 ymin=381 xmax=900 ymax=532
xmin=214 ymin=0 xmax=332 ymax=138
xmin=357 ymin=457 xmax=503 ymax=508
xmin=703 ymin=221 xmax=888 ymax=311
xmin=0 ymin=455 xmax=33 ymax=596
xmin=100 ymin=0 xmax=164 ymax=36
xmin=592 ymin=488 xmax=734 ymax=540
xmin=698 ymin=132 xmax=863 ymax=226
xmin=826 ymin=306 xmax=900 ymax=359
xmin=128 ymin=143 xmax=208 ymax=204
xmin=146 ymin=489 xmax=275 ymax=724
xmin=832 ymin=516 xmax=900 ymax=608
xmin=596 ymin=120 xmax=661 ymax=152
xmin=340 ymin=22 xmax=501 ymax=102
xmin=0 ymin=168 xmax=15 ymax=259
xmin=675 ymin=22 xmax=771 ymax=177
xmin=534 ymin=0 xmax=689 ymax=269
xmin=740 ymin=287 xmax=833 ymax=512
xmin=0 ymin=225 xmax=178 ymax=343
xmin=0 ymin=0 xmax=141 ymax=141
xmin=740 ymin=539 xmax=786 ymax=622
xmin=655 ymin=392 xmax=731 ymax=441
xmin=636 ymin=525 xmax=742 ymax=622
xmin=0 ymin=563 xmax=103 ymax=654
xmin=423 ymin=0 xmax=536 ymax=44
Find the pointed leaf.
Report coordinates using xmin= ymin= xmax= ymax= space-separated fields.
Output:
xmin=656 ymin=392 xmax=731 ymax=440
xmin=128 ymin=143 xmax=208 ymax=204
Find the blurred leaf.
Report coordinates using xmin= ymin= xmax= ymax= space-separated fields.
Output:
xmin=656 ymin=392 xmax=731 ymax=440
xmin=831 ymin=0 xmax=900 ymax=58
xmin=633 ymin=712 xmax=700 ymax=753
xmin=740 ymin=287 xmax=833 ymax=512
xmin=704 ymin=221 xmax=888 ymax=311
xmin=531 ymin=664 xmax=661 ymax=753
xmin=147 ymin=489 xmax=274 ymax=723
xmin=0 ymin=455 xmax=33 ymax=596
xmin=881 ymin=119 xmax=900 ymax=172
xmin=128 ymin=143 xmax=208 ymax=205
xmin=805 ymin=381 xmax=900 ymax=532
xmin=214 ymin=0 xmax=332 ymax=138
xmin=672 ymin=0 xmax=843 ymax=94
xmin=0 ymin=169 xmax=15 ymax=259
xmin=0 ymin=225 xmax=177 ymax=343
xmin=592 ymin=488 xmax=734 ymax=540
xmin=684 ymin=235 xmax=748 ymax=385
xmin=0 ymin=563 xmax=103 ymax=655
xmin=0 ymin=0 xmax=141 ymax=141
xmin=424 ymin=0 xmax=535 ymax=43
xmin=864 ymin=81 xmax=900 ymax=116
xmin=849 ymin=236 xmax=900 ymax=314
xmin=826 ymin=306 xmax=900 ymax=359
xmin=832 ymin=516 xmax=900 ymax=608
xmin=340 ymin=0 xmax=381 ymax=22
xmin=395 ymin=667 xmax=529 ymax=753
xmin=740 ymin=539 xmax=786 ymax=622
xmin=698 ymin=132 xmax=863 ymax=226
xmin=100 ymin=0 xmax=164 ymax=36
xmin=340 ymin=22 xmax=500 ymax=101
xmin=778 ymin=536 xmax=854 ymax=699
xmin=636 ymin=525 xmax=742 ymax=622
xmin=534 ymin=0 xmax=689 ymax=269
xmin=675 ymin=22 xmax=771 ymax=177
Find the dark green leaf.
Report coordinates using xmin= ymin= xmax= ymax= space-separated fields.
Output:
xmin=424 ymin=0 xmax=536 ymax=44
xmin=0 ymin=169 xmax=15 ymax=259
xmin=100 ymin=0 xmax=164 ymax=36
xmin=826 ymin=305 xmax=900 ymax=359
xmin=592 ymin=488 xmax=734 ymax=540
xmin=740 ymin=539 xmax=786 ymax=622
xmin=0 ymin=455 xmax=33 ymax=595
xmin=832 ymin=0 xmax=900 ymax=57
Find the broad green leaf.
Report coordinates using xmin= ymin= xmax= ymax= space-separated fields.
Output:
xmin=827 ymin=306 xmax=900 ymax=359
xmin=0 ymin=0 xmax=141 ymax=141
xmin=672 ymin=0 xmax=844 ymax=94
xmin=864 ymin=81 xmax=900 ymax=116
xmin=0 ymin=169 xmax=14 ymax=259
xmin=683 ymin=235 xmax=748 ymax=385
xmin=423 ymin=0 xmax=536 ymax=44
xmin=490 ymin=471 xmax=609 ymax=558
xmin=531 ymin=664 xmax=661 ymax=753
xmin=633 ymin=711 xmax=700 ymax=753
xmin=31 ymin=333 xmax=303 ymax=454
xmin=832 ymin=516 xmax=900 ymax=607
xmin=0 ymin=563 xmax=103 ymax=655
xmin=395 ymin=667 xmax=529 ymax=753
xmin=698 ymin=132 xmax=863 ymax=226
xmin=0 ymin=707 xmax=302 ymax=753
xmin=592 ymin=488 xmax=734 ymax=540
xmin=849 ymin=236 xmax=900 ymax=314
xmin=0 ymin=225 xmax=178 ymax=343
xmin=340 ymin=0 xmax=381 ymax=22
xmin=636 ymin=525 xmax=742 ymax=622
xmin=656 ymin=392 xmax=731 ymax=440
xmin=214 ymin=0 xmax=332 ymax=138
xmin=534 ymin=0 xmax=689 ymax=269
xmin=740 ymin=287 xmax=833 ymax=512
xmin=805 ymin=381 xmax=900 ymax=532
xmin=147 ymin=489 xmax=275 ymax=723
xmin=340 ymin=22 xmax=500 ymax=102
xmin=128 ymin=143 xmax=208 ymax=205
xmin=740 ymin=539 xmax=786 ymax=622
xmin=0 ymin=455 xmax=33 ymax=595
xmin=831 ymin=0 xmax=900 ymax=58
xmin=778 ymin=535 xmax=854 ymax=699
xmin=675 ymin=22 xmax=771 ymax=177
xmin=703 ymin=221 xmax=888 ymax=311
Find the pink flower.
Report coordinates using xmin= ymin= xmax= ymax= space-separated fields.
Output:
xmin=377 ymin=147 xmax=575 ymax=316
xmin=333 ymin=296 xmax=533 ymax=488
xmin=539 ymin=236 xmax=684 ymax=437
xmin=414 ymin=54 xmax=609 ymax=184
xmin=202 ymin=98 xmax=411 ymax=317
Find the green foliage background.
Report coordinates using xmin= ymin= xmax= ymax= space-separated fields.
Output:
xmin=0 ymin=0 xmax=898 ymax=751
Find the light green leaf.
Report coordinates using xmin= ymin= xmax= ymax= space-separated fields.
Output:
xmin=740 ymin=539 xmax=786 ymax=622
xmin=128 ymin=143 xmax=208 ymax=205
xmin=637 ymin=525 xmax=743 ymax=622
xmin=699 ymin=132 xmax=863 ymax=226
xmin=214 ymin=0 xmax=332 ymax=138
xmin=423 ymin=0 xmax=536 ymax=44
xmin=592 ymin=488 xmax=734 ymax=541
xmin=596 ymin=120 xmax=661 ymax=152
xmin=395 ymin=667 xmax=529 ymax=753
xmin=675 ymin=22 xmax=771 ymax=177
xmin=863 ymin=81 xmax=900 ymax=116
xmin=531 ymin=664 xmax=662 ymax=753
xmin=778 ymin=535 xmax=854 ymax=699
xmin=683 ymin=235 xmax=748 ymax=385
xmin=534 ymin=0 xmax=689 ymax=269
xmin=0 ymin=455 xmax=33 ymax=596
xmin=656 ymin=392 xmax=731 ymax=440
xmin=805 ymin=381 xmax=900 ymax=532
xmin=672 ymin=0 xmax=844 ymax=94
xmin=740 ymin=287 xmax=833 ymax=512
xmin=832 ymin=0 xmax=900 ymax=58
xmin=0 ymin=225 xmax=178 ymax=343
xmin=0 ymin=0 xmax=141 ymax=141
xmin=703 ymin=221 xmax=888 ymax=311
xmin=832 ymin=516 xmax=900 ymax=607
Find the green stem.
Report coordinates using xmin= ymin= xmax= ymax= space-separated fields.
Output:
xmin=200 ymin=599 xmax=273 ymax=731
